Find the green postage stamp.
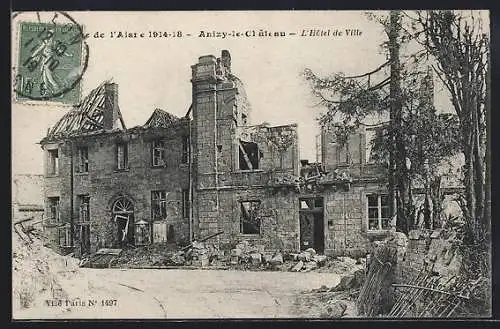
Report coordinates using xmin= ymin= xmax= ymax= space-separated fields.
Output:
xmin=14 ymin=17 xmax=87 ymax=105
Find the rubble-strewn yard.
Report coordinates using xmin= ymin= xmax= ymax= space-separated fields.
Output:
xmin=98 ymin=239 xmax=366 ymax=275
xmin=12 ymin=223 xmax=366 ymax=319
xmin=292 ymin=267 xmax=366 ymax=318
xmin=12 ymin=224 xmax=81 ymax=316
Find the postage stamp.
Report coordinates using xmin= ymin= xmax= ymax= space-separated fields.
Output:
xmin=13 ymin=12 xmax=89 ymax=105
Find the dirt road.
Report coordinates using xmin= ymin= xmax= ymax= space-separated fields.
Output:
xmin=15 ymin=268 xmax=341 ymax=319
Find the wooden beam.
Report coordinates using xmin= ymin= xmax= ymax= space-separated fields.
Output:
xmin=238 ymin=142 xmax=253 ymax=170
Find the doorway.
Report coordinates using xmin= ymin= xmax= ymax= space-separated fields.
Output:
xmin=80 ymin=225 xmax=91 ymax=255
xmin=299 ymin=197 xmax=324 ymax=253
xmin=112 ymin=197 xmax=135 ymax=247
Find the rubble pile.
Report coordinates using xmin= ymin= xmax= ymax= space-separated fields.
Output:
xmin=315 ymin=256 xmax=366 ymax=274
xmin=172 ymin=241 xmax=219 ymax=267
xmin=111 ymin=243 xmax=178 ymax=267
xmin=103 ymin=236 xmax=367 ymax=275
xmin=292 ymin=267 xmax=367 ymax=318
xmin=287 ymin=248 xmax=328 ymax=272
xmin=12 ymin=225 xmax=80 ymax=312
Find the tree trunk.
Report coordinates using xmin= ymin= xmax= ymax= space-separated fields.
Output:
xmin=429 ymin=176 xmax=442 ymax=229
xmin=389 ymin=10 xmax=411 ymax=234
xmin=483 ymin=51 xmax=491 ymax=245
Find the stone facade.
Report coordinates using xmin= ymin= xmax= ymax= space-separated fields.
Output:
xmin=40 ymin=50 xmax=390 ymax=257
xmin=41 ymin=83 xmax=190 ymax=255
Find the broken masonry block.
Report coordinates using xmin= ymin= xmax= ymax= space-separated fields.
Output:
xmin=303 ymin=261 xmax=318 ymax=272
xmin=261 ymin=252 xmax=274 ymax=264
xmin=313 ymin=255 xmax=328 ymax=266
xmin=290 ymin=260 xmax=304 ymax=272
xmin=269 ymin=252 xmax=284 ymax=265
xmin=250 ymin=253 xmax=262 ymax=265
xmin=231 ymin=248 xmax=243 ymax=257
xmin=298 ymin=252 xmax=312 ymax=262
xmin=230 ymin=255 xmax=239 ymax=265
xmin=305 ymin=248 xmax=317 ymax=256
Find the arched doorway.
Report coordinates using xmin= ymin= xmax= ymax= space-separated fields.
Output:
xmin=112 ymin=197 xmax=135 ymax=247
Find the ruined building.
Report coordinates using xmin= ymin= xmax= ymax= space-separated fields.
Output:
xmin=41 ymin=50 xmax=397 ymax=257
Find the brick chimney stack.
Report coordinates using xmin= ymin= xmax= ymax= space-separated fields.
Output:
xmin=103 ymin=82 xmax=120 ymax=130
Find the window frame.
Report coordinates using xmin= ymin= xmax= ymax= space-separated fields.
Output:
xmin=151 ymin=190 xmax=167 ymax=221
xmin=238 ymin=139 xmax=261 ymax=171
xmin=152 ymin=139 xmax=166 ymax=167
xmin=76 ymin=146 xmax=89 ymax=173
xmin=239 ymin=200 xmax=262 ymax=235
xmin=365 ymin=128 xmax=377 ymax=164
xmin=337 ymin=142 xmax=350 ymax=165
xmin=47 ymin=149 xmax=59 ymax=176
xmin=116 ymin=142 xmax=129 ymax=170
xmin=58 ymin=224 xmax=72 ymax=247
xmin=47 ymin=197 xmax=60 ymax=224
xmin=366 ymin=193 xmax=390 ymax=232
xmin=78 ymin=195 xmax=90 ymax=223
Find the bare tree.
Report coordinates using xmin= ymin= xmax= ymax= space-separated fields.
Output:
xmin=410 ymin=10 xmax=490 ymax=278
xmin=303 ymin=10 xmax=461 ymax=234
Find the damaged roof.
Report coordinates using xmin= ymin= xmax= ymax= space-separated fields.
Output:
xmin=143 ymin=108 xmax=180 ymax=128
xmin=42 ymin=81 xmax=125 ymax=141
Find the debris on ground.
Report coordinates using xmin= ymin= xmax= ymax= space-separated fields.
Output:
xmin=12 ymin=222 xmax=81 ymax=314
xmin=80 ymin=249 xmax=122 ymax=268
xmin=110 ymin=243 xmax=179 ymax=268
xmin=106 ymin=238 xmax=367 ymax=275
xmin=292 ymin=265 xmax=367 ymax=318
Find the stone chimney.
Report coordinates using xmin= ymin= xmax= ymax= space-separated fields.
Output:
xmin=221 ymin=50 xmax=231 ymax=73
xmin=103 ymin=82 xmax=120 ymax=130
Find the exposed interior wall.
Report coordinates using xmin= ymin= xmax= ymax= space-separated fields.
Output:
xmin=191 ymin=51 xmax=300 ymax=249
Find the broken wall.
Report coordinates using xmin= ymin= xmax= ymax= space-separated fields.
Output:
xmin=394 ymin=229 xmax=462 ymax=284
xmin=321 ymin=125 xmax=385 ymax=179
xmin=195 ymin=187 xmax=300 ymax=252
xmin=236 ymin=124 xmax=299 ymax=173
xmin=191 ymin=51 xmax=300 ymax=248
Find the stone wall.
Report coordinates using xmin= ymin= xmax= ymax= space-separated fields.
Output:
xmin=391 ymin=229 xmax=462 ymax=284
xmin=191 ymin=50 xmax=300 ymax=251
xmin=323 ymin=181 xmax=388 ymax=258
xmin=195 ymin=187 xmax=300 ymax=252
xmin=42 ymin=122 xmax=190 ymax=255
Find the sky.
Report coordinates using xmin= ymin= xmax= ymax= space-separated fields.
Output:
xmin=11 ymin=10 xmax=464 ymax=175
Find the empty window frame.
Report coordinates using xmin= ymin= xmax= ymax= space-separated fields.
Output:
xmin=365 ymin=128 xmax=377 ymax=164
xmin=152 ymin=139 xmax=166 ymax=167
xmin=58 ymin=224 xmax=72 ymax=247
xmin=76 ymin=147 xmax=89 ymax=173
xmin=151 ymin=190 xmax=167 ymax=221
xmin=78 ymin=195 xmax=90 ymax=223
xmin=238 ymin=140 xmax=261 ymax=170
xmin=181 ymin=136 xmax=189 ymax=164
xmin=240 ymin=200 xmax=261 ymax=235
xmin=367 ymin=194 xmax=390 ymax=231
xmin=338 ymin=142 xmax=349 ymax=165
xmin=47 ymin=197 xmax=60 ymax=223
xmin=48 ymin=149 xmax=59 ymax=175
xmin=116 ymin=143 xmax=129 ymax=170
